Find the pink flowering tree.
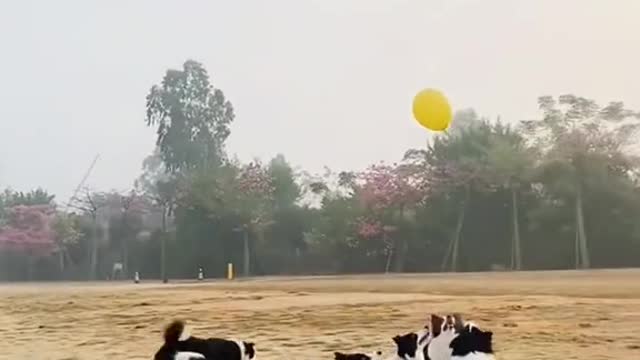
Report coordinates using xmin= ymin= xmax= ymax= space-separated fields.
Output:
xmin=354 ymin=163 xmax=424 ymax=272
xmin=0 ymin=204 xmax=57 ymax=279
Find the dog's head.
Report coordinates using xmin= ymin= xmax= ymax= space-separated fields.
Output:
xmin=393 ymin=332 xmax=418 ymax=359
xmin=449 ymin=323 xmax=494 ymax=357
xmin=429 ymin=313 xmax=464 ymax=337
xmin=392 ymin=327 xmax=430 ymax=360
xmin=427 ymin=313 xmax=465 ymax=360
xmin=242 ymin=341 xmax=256 ymax=359
xmin=334 ymin=350 xmax=383 ymax=360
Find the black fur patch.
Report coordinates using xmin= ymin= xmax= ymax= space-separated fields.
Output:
xmin=393 ymin=332 xmax=419 ymax=358
xmin=334 ymin=351 xmax=380 ymax=360
xmin=449 ymin=324 xmax=494 ymax=357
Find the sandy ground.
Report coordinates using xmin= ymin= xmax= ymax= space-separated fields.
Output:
xmin=1 ymin=270 xmax=640 ymax=360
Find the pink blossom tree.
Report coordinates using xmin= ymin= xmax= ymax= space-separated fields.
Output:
xmin=354 ymin=163 xmax=424 ymax=272
xmin=0 ymin=204 xmax=57 ymax=279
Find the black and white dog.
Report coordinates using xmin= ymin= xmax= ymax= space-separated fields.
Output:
xmin=426 ymin=314 xmax=495 ymax=360
xmin=389 ymin=327 xmax=432 ymax=360
xmin=154 ymin=320 xmax=256 ymax=360
xmin=449 ymin=321 xmax=494 ymax=360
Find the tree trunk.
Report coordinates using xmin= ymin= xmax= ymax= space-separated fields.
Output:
xmin=161 ymin=207 xmax=168 ymax=283
xmin=384 ymin=238 xmax=394 ymax=274
xmin=576 ymin=185 xmax=590 ymax=269
xmin=392 ymin=207 xmax=408 ymax=273
xmin=243 ymin=227 xmax=250 ymax=277
xmin=122 ymin=217 xmax=129 ymax=278
xmin=64 ymin=249 xmax=74 ymax=269
xmin=511 ymin=187 xmax=522 ymax=270
xmin=1 ymin=251 xmax=7 ymax=281
xmin=58 ymin=250 xmax=65 ymax=276
xmin=442 ymin=185 xmax=469 ymax=272
xmin=122 ymin=236 xmax=129 ymax=279
xmin=89 ymin=216 xmax=98 ymax=281
xmin=393 ymin=238 xmax=408 ymax=273
xmin=574 ymin=224 xmax=580 ymax=269
xmin=26 ymin=255 xmax=35 ymax=281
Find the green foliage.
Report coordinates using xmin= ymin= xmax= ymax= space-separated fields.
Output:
xmin=5 ymin=94 xmax=640 ymax=281
xmin=0 ymin=188 xmax=55 ymax=207
xmin=146 ymin=60 xmax=234 ymax=173
xmin=268 ymin=154 xmax=301 ymax=210
xmin=52 ymin=212 xmax=81 ymax=248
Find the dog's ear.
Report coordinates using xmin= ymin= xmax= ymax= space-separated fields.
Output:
xmin=393 ymin=335 xmax=401 ymax=344
xmin=334 ymin=352 xmax=345 ymax=360
xmin=431 ymin=314 xmax=444 ymax=336
xmin=453 ymin=313 xmax=465 ymax=332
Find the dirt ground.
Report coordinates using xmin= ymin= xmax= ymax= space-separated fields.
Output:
xmin=1 ymin=270 xmax=640 ymax=360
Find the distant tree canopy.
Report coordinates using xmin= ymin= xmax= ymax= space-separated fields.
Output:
xmin=3 ymin=61 xmax=639 ymax=282
xmin=145 ymin=60 xmax=235 ymax=173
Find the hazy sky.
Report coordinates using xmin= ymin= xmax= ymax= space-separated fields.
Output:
xmin=1 ymin=0 xmax=639 ymax=202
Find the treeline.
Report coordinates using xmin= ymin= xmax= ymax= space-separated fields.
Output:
xmin=1 ymin=60 xmax=639 ymax=281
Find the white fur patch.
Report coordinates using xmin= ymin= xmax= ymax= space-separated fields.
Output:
xmin=428 ymin=327 xmax=458 ymax=360
xmin=174 ymin=351 xmax=205 ymax=360
xmin=178 ymin=326 xmax=191 ymax=341
xmin=233 ymin=339 xmax=255 ymax=360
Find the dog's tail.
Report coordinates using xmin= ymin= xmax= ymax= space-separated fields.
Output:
xmin=164 ymin=320 xmax=186 ymax=345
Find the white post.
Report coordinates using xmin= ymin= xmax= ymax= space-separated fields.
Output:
xmin=134 ymin=271 xmax=140 ymax=284
xmin=197 ymin=267 xmax=204 ymax=281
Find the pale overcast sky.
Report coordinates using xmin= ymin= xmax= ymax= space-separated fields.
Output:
xmin=0 ymin=0 xmax=639 ymax=202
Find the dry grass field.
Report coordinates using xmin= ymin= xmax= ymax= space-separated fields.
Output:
xmin=1 ymin=269 xmax=640 ymax=360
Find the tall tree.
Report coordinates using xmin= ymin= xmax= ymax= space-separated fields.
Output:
xmin=233 ymin=162 xmax=275 ymax=277
xmin=524 ymin=95 xmax=639 ymax=269
xmin=268 ymin=154 xmax=301 ymax=210
xmin=51 ymin=212 xmax=81 ymax=275
xmin=146 ymin=60 xmax=235 ymax=173
xmin=72 ymin=190 xmax=108 ymax=280
xmin=356 ymin=163 xmax=422 ymax=272
xmin=136 ymin=149 xmax=178 ymax=282
xmin=406 ymin=121 xmax=494 ymax=272
xmin=484 ymin=123 xmax=536 ymax=270
xmin=105 ymin=191 xmax=147 ymax=278
xmin=184 ymin=161 xmax=275 ymax=277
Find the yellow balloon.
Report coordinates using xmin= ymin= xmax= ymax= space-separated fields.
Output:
xmin=412 ymin=89 xmax=452 ymax=131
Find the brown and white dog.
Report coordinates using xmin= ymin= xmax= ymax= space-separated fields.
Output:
xmin=426 ymin=314 xmax=495 ymax=360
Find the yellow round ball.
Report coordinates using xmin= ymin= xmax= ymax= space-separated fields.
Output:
xmin=412 ymin=89 xmax=452 ymax=131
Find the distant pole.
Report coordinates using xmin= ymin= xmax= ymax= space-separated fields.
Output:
xmin=227 ymin=263 xmax=234 ymax=280
xmin=243 ymin=228 xmax=250 ymax=277
xmin=134 ymin=271 xmax=140 ymax=284
xmin=198 ymin=267 xmax=204 ymax=281
xmin=161 ymin=208 xmax=168 ymax=284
